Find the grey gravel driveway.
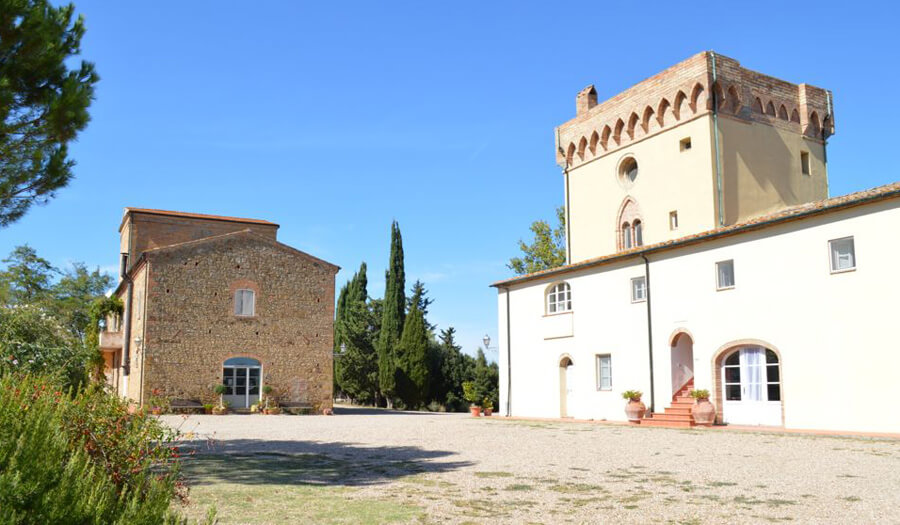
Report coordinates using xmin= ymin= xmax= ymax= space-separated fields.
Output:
xmin=162 ymin=407 xmax=900 ymax=524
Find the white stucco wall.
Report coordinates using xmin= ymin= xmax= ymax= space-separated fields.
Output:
xmin=498 ymin=197 xmax=900 ymax=433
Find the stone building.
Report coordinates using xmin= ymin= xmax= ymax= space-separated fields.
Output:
xmin=494 ymin=52 xmax=900 ymax=433
xmin=99 ymin=208 xmax=339 ymax=412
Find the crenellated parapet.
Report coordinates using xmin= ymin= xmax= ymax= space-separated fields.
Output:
xmin=555 ymin=51 xmax=835 ymax=169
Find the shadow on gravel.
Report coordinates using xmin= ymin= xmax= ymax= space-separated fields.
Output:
xmin=332 ymin=406 xmax=461 ymax=416
xmin=178 ymin=439 xmax=471 ymax=488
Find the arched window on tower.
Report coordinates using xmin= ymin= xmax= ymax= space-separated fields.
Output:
xmin=633 ymin=220 xmax=643 ymax=247
xmin=622 ymin=222 xmax=632 ymax=249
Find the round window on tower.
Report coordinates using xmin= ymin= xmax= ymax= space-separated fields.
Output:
xmin=618 ymin=156 xmax=639 ymax=188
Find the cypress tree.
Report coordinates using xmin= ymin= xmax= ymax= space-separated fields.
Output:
xmin=377 ymin=221 xmax=405 ymax=407
xmin=335 ymin=263 xmax=378 ymax=405
xmin=396 ymin=302 xmax=429 ymax=409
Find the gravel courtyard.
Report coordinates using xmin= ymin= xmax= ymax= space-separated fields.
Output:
xmin=164 ymin=409 xmax=900 ymax=524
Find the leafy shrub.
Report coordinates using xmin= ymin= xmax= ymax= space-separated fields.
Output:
xmin=621 ymin=390 xmax=643 ymax=401
xmin=690 ymin=389 xmax=710 ymax=399
xmin=462 ymin=381 xmax=480 ymax=405
xmin=0 ymin=305 xmax=91 ymax=391
xmin=0 ymin=373 xmax=194 ymax=523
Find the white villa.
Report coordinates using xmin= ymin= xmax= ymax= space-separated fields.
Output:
xmin=492 ymin=52 xmax=900 ymax=434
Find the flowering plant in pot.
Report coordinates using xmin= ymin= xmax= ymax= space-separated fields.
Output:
xmin=482 ymin=397 xmax=494 ymax=417
xmin=690 ymin=389 xmax=715 ymax=426
xmin=148 ymin=388 xmax=168 ymax=415
xmin=462 ymin=381 xmax=481 ymax=417
xmin=203 ymin=403 xmax=214 ymax=415
xmin=621 ymin=390 xmax=646 ymax=422
xmin=212 ymin=384 xmax=228 ymax=415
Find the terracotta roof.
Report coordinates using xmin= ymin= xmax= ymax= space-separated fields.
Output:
xmin=121 ymin=208 xmax=279 ymax=230
xmin=492 ymin=181 xmax=900 ymax=288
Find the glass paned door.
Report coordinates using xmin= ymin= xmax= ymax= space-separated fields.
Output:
xmin=722 ymin=347 xmax=781 ymax=426
xmin=222 ymin=362 xmax=262 ymax=409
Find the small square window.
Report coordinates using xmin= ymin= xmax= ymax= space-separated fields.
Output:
xmin=669 ymin=211 xmax=679 ymax=230
xmin=596 ymin=355 xmax=612 ymax=390
xmin=631 ymin=276 xmax=647 ymax=303
xmin=716 ymin=260 xmax=735 ymax=290
xmin=801 ymin=152 xmax=810 ymax=176
xmin=680 ymin=137 xmax=692 ymax=151
xmin=829 ymin=237 xmax=855 ymax=273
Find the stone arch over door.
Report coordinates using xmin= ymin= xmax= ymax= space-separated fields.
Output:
xmin=559 ymin=355 xmax=574 ymax=418
xmin=711 ymin=339 xmax=784 ymax=426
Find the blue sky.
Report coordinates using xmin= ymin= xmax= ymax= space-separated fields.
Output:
xmin=2 ymin=1 xmax=898 ymax=360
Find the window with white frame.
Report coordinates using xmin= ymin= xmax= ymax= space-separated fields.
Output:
xmin=546 ymin=282 xmax=572 ymax=314
xmin=633 ymin=220 xmax=643 ymax=246
xmin=631 ymin=276 xmax=646 ymax=302
xmin=596 ymin=354 xmax=612 ymax=390
xmin=829 ymin=237 xmax=855 ymax=272
xmin=234 ymin=289 xmax=256 ymax=316
xmin=716 ymin=260 xmax=735 ymax=290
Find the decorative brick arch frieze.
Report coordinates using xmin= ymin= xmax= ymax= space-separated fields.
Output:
xmin=710 ymin=339 xmax=785 ymax=426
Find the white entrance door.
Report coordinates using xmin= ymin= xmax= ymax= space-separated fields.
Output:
xmin=722 ymin=346 xmax=782 ymax=426
xmin=223 ymin=357 xmax=262 ymax=409
xmin=565 ymin=363 xmax=575 ymax=417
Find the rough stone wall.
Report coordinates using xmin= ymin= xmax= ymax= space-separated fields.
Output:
xmin=140 ymin=233 xmax=337 ymax=411
xmin=556 ymin=51 xmax=834 ymax=168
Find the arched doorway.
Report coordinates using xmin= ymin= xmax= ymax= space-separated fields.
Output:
xmin=223 ymin=357 xmax=262 ymax=409
xmin=670 ymin=332 xmax=694 ymax=395
xmin=559 ymin=356 xmax=574 ymax=418
xmin=718 ymin=346 xmax=782 ymax=426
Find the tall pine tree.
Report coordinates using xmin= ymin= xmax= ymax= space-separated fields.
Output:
xmin=377 ymin=221 xmax=405 ymax=407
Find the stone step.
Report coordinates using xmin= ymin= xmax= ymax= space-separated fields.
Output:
xmin=664 ymin=407 xmax=692 ymax=415
xmin=648 ymin=413 xmax=693 ymax=422
xmin=640 ymin=418 xmax=694 ymax=428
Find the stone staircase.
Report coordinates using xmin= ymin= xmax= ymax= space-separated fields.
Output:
xmin=640 ymin=378 xmax=695 ymax=428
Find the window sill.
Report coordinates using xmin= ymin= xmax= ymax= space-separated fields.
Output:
xmin=235 ymin=315 xmax=259 ymax=320
xmin=716 ymin=286 xmax=735 ymax=292
xmin=631 ymin=298 xmax=646 ymax=304
xmin=830 ymin=267 xmax=856 ymax=275
xmin=543 ymin=311 xmax=573 ymax=318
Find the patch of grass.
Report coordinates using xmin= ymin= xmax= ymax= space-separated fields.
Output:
xmin=474 ymin=471 xmax=514 ymax=479
xmin=837 ymin=474 xmax=862 ymax=478
xmin=707 ymin=481 xmax=738 ymax=487
xmin=504 ymin=484 xmax=534 ymax=492
xmin=181 ymin=454 xmax=424 ymax=524
xmin=842 ymin=496 xmax=861 ymax=502
xmin=549 ymin=483 xmax=605 ymax=494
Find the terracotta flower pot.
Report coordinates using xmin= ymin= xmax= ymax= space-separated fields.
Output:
xmin=692 ymin=398 xmax=716 ymax=426
xmin=624 ymin=398 xmax=646 ymax=422
xmin=469 ymin=405 xmax=482 ymax=417
xmin=264 ymin=407 xmax=282 ymax=415
xmin=483 ymin=408 xmax=493 ymax=417
xmin=150 ymin=407 xmax=163 ymax=415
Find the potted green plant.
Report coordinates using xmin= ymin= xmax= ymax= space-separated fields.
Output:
xmin=621 ymin=390 xmax=646 ymax=422
xmin=262 ymin=385 xmax=281 ymax=414
xmin=482 ymin=397 xmax=494 ymax=417
xmin=203 ymin=403 xmax=214 ymax=415
xmin=690 ymin=389 xmax=715 ymax=426
xmin=462 ymin=381 xmax=481 ymax=417
xmin=212 ymin=384 xmax=228 ymax=415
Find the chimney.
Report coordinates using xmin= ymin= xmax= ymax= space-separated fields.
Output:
xmin=576 ymin=85 xmax=598 ymax=116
